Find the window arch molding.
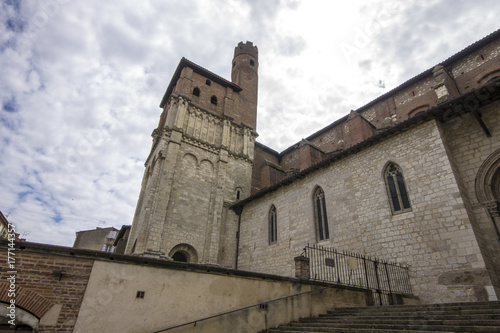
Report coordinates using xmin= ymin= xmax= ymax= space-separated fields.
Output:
xmin=312 ymin=186 xmax=330 ymax=241
xmin=268 ymin=204 xmax=277 ymax=245
xmin=168 ymin=243 xmax=198 ymax=263
xmin=475 ymin=147 xmax=500 ymax=236
xmin=383 ymin=161 xmax=412 ymax=214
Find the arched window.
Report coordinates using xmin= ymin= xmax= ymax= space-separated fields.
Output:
xmin=269 ymin=205 xmax=277 ymax=244
xmin=193 ymin=87 xmax=200 ymax=97
xmin=250 ymin=59 xmax=255 ymax=66
xmin=384 ymin=163 xmax=411 ymax=213
xmin=172 ymin=251 xmax=188 ymax=262
xmin=210 ymin=95 xmax=218 ymax=105
xmin=314 ymin=187 xmax=329 ymax=241
xmin=206 ymin=79 xmax=211 ymax=86
xmin=235 ymin=188 xmax=242 ymax=200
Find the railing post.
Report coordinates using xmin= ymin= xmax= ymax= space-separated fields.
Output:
xmin=384 ymin=262 xmax=393 ymax=305
xmin=294 ymin=255 xmax=310 ymax=280
xmin=374 ymin=261 xmax=382 ymax=305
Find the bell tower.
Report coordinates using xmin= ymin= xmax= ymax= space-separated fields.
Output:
xmin=125 ymin=42 xmax=258 ymax=267
xmin=231 ymin=41 xmax=259 ymax=130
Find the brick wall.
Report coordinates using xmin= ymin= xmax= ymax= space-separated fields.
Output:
xmin=0 ymin=243 xmax=94 ymax=332
xmin=251 ymin=34 xmax=500 ymax=190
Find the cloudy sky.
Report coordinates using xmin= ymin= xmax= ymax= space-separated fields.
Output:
xmin=1 ymin=0 xmax=499 ymax=247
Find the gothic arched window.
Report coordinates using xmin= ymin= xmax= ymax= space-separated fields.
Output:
xmin=384 ymin=163 xmax=411 ymax=213
xmin=314 ymin=187 xmax=329 ymax=241
xmin=269 ymin=205 xmax=277 ymax=244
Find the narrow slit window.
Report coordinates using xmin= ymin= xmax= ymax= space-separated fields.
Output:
xmin=269 ymin=205 xmax=277 ymax=244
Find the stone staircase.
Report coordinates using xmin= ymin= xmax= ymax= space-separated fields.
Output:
xmin=267 ymin=301 xmax=500 ymax=332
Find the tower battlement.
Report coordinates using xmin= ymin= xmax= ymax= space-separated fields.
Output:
xmin=234 ymin=41 xmax=258 ymax=58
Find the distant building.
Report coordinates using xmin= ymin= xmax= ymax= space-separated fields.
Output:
xmin=73 ymin=227 xmax=119 ymax=252
xmin=0 ymin=211 xmax=9 ymax=239
xmin=113 ymin=225 xmax=131 ymax=254
xmin=0 ymin=210 xmax=24 ymax=241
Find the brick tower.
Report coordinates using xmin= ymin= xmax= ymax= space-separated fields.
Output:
xmin=231 ymin=41 xmax=259 ymax=130
xmin=125 ymin=42 xmax=258 ymax=267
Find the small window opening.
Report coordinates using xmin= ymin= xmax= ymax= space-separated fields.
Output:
xmin=172 ymin=251 xmax=188 ymax=262
xmin=412 ymin=91 xmax=415 ymax=96
xmin=193 ymin=87 xmax=200 ymax=97
xmin=136 ymin=291 xmax=145 ymax=298
xmin=250 ymin=60 xmax=255 ymax=66
xmin=480 ymin=54 xmax=485 ymax=61
xmin=210 ymin=95 xmax=218 ymax=105
xmin=269 ymin=205 xmax=277 ymax=244
xmin=236 ymin=188 xmax=242 ymax=200
xmin=206 ymin=79 xmax=211 ymax=86
xmin=233 ymin=61 xmax=236 ymax=67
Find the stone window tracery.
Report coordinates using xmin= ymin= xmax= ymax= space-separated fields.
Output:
xmin=385 ymin=163 xmax=411 ymax=213
xmin=314 ymin=187 xmax=329 ymax=241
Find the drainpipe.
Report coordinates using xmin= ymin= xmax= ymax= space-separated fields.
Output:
xmin=234 ymin=206 xmax=243 ymax=269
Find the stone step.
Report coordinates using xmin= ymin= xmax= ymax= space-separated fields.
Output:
xmin=298 ymin=318 xmax=500 ymax=326
xmin=329 ymin=302 xmax=500 ymax=313
xmin=307 ymin=313 xmax=500 ymax=321
xmin=267 ymin=302 xmax=500 ymax=333
xmin=267 ymin=328 xmax=452 ymax=333
xmin=271 ymin=323 xmax=500 ymax=332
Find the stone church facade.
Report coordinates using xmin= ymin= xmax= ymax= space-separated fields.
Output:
xmin=127 ymin=32 xmax=500 ymax=304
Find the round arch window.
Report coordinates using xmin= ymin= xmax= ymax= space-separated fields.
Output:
xmin=172 ymin=251 xmax=189 ymax=262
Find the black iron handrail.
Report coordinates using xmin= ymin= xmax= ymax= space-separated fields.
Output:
xmin=152 ymin=284 xmax=338 ymax=332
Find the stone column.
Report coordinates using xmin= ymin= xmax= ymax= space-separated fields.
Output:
xmin=294 ymin=255 xmax=310 ymax=280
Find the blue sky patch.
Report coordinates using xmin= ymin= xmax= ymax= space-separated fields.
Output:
xmin=2 ymin=96 xmax=18 ymax=113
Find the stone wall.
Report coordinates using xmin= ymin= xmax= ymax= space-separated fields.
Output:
xmin=126 ymin=95 xmax=256 ymax=265
xmin=237 ymin=118 xmax=496 ymax=303
xmin=441 ymin=100 xmax=500 ymax=298
xmin=0 ymin=242 xmax=370 ymax=333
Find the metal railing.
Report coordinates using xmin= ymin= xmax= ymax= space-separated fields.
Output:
xmin=303 ymin=244 xmax=412 ymax=305
xmin=153 ymin=284 xmax=338 ymax=332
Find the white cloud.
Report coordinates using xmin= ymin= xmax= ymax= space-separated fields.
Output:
xmin=1 ymin=0 xmax=499 ymax=246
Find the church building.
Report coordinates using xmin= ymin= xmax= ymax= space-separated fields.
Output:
xmin=126 ymin=31 xmax=500 ymax=305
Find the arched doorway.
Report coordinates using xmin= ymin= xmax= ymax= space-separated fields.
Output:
xmin=476 ymin=148 xmax=500 ymax=236
xmin=0 ymin=302 xmax=39 ymax=332
xmin=168 ymin=244 xmax=198 ymax=263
